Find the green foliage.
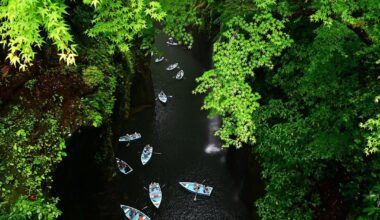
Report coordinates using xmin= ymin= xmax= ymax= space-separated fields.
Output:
xmin=252 ymin=18 xmax=379 ymax=218
xmin=0 ymin=105 xmax=67 ymax=218
xmin=82 ymin=66 xmax=104 ymax=88
xmin=359 ymin=184 xmax=380 ymax=219
xmin=0 ymin=0 xmax=77 ymax=70
xmin=1 ymin=0 xmax=380 ymax=219
xmin=24 ymin=78 xmax=37 ymax=90
xmin=81 ymin=72 xmax=116 ymax=127
xmin=361 ymin=113 xmax=380 ymax=155
xmin=194 ymin=4 xmax=292 ymax=148
xmin=77 ymin=38 xmax=120 ymax=128
xmin=186 ymin=0 xmax=380 ymax=218
xmin=1 ymin=196 xmax=61 ymax=220
xmin=159 ymin=0 xmax=203 ymax=47
xmin=87 ymin=0 xmax=165 ymax=54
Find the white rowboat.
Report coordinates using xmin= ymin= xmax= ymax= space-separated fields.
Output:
xmin=166 ymin=37 xmax=178 ymax=46
xmin=158 ymin=91 xmax=167 ymax=104
xmin=119 ymin=132 xmax=141 ymax=142
xmin=116 ymin=158 xmax=133 ymax=175
xmin=175 ymin=70 xmax=184 ymax=80
xmin=166 ymin=41 xmax=178 ymax=46
xmin=120 ymin=205 xmax=150 ymax=220
xmin=166 ymin=63 xmax=178 ymax=71
xmin=141 ymin=145 xmax=153 ymax=165
xmin=149 ymin=182 xmax=162 ymax=208
xmin=179 ymin=182 xmax=213 ymax=196
xmin=155 ymin=57 xmax=164 ymax=63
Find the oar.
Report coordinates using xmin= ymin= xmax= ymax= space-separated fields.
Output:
xmin=153 ymin=152 xmax=162 ymax=155
xmin=194 ymin=191 xmax=198 ymax=201
xmin=141 ymin=205 xmax=148 ymax=210
xmin=194 ymin=180 xmax=206 ymax=201
xmin=143 ymin=187 xmax=148 ymax=191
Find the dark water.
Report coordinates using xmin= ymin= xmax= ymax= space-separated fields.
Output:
xmin=116 ymin=33 xmax=254 ymax=219
xmin=53 ymin=32 xmax=259 ymax=220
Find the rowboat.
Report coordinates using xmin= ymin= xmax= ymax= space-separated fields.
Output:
xmin=116 ymin=158 xmax=133 ymax=175
xmin=158 ymin=91 xmax=167 ymax=103
xmin=120 ymin=205 xmax=150 ymax=220
xmin=119 ymin=132 xmax=141 ymax=142
xmin=179 ymin=182 xmax=213 ymax=196
xmin=166 ymin=37 xmax=178 ymax=46
xmin=155 ymin=57 xmax=164 ymax=63
xmin=175 ymin=70 xmax=184 ymax=80
xmin=166 ymin=63 xmax=178 ymax=71
xmin=166 ymin=41 xmax=178 ymax=46
xmin=149 ymin=182 xmax=162 ymax=208
xmin=141 ymin=145 xmax=153 ymax=165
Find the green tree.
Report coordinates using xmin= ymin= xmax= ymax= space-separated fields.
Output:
xmin=188 ymin=0 xmax=380 ymax=218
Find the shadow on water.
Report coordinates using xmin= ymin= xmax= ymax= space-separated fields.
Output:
xmin=53 ymin=32 xmax=264 ymax=219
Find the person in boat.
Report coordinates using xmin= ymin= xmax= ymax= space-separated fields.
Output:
xmin=193 ymin=183 xmax=199 ymax=192
xmin=130 ymin=209 xmax=136 ymax=217
xmin=138 ymin=214 xmax=144 ymax=220
xmin=118 ymin=160 xmax=126 ymax=168
xmin=203 ymin=187 xmax=208 ymax=194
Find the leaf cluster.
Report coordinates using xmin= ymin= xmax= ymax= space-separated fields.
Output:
xmin=0 ymin=0 xmax=77 ymax=70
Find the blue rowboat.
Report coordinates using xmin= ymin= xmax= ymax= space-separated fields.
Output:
xmin=141 ymin=145 xmax=153 ymax=165
xmin=179 ymin=182 xmax=213 ymax=196
xmin=120 ymin=205 xmax=150 ymax=220
xmin=119 ymin=132 xmax=141 ymax=142
xmin=166 ymin=63 xmax=178 ymax=71
xmin=166 ymin=37 xmax=179 ymax=46
xmin=116 ymin=158 xmax=133 ymax=175
xmin=149 ymin=182 xmax=162 ymax=208
xmin=155 ymin=57 xmax=165 ymax=63
xmin=175 ymin=70 xmax=184 ymax=80
xmin=158 ymin=91 xmax=167 ymax=103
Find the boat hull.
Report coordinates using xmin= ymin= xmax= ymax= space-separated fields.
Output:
xmin=166 ymin=63 xmax=178 ymax=71
xmin=158 ymin=92 xmax=167 ymax=103
xmin=141 ymin=145 xmax=153 ymax=165
xmin=149 ymin=182 xmax=162 ymax=208
xmin=175 ymin=70 xmax=184 ymax=80
xmin=155 ymin=57 xmax=164 ymax=63
xmin=119 ymin=132 xmax=141 ymax=142
xmin=166 ymin=41 xmax=178 ymax=46
xmin=116 ymin=158 xmax=133 ymax=175
xmin=120 ymin=205 xmax=150 ymax=220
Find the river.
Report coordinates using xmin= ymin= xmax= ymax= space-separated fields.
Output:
xmin=53 ymin=32 xmax=258 ymax=219
xmin=118 ymin=33 xmax=253 ymax=219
